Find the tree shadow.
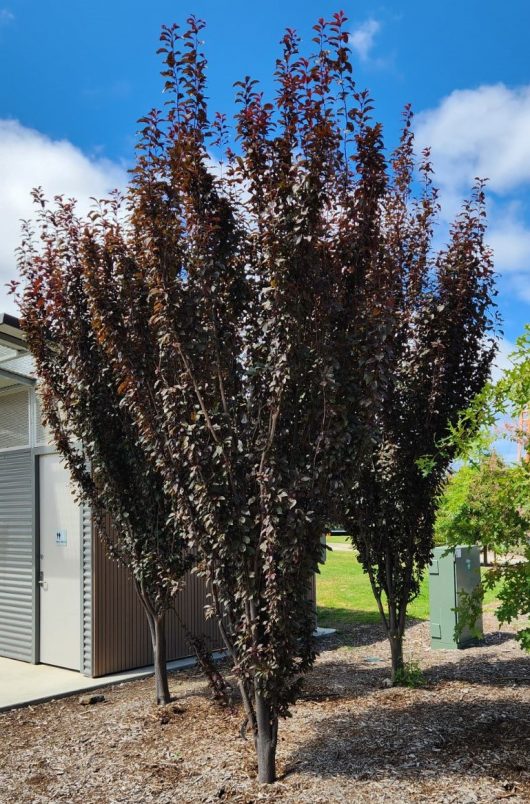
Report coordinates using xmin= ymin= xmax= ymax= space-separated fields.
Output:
xmin=286 ymin=696 xmax=530 ymax=784
xmin=303 ymin=629 xmax=528 ymax=709
xmin=315 ymin=611 xmax=518 ymax=660
xmin=316 ymin=606 xmax=385 ymax=629
xmin=350 ymin=652 xmax=529 ymax=688
xmin=315 ymin=613 xmax=424 ymax=654
xmin=424 ymin=651 xmax=530 ymax=687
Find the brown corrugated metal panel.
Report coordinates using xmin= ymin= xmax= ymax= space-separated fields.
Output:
xmin=91 ymin=515 xmax=222 ymax=678
xmin=91 ymin=513 xmax=319 ymax=678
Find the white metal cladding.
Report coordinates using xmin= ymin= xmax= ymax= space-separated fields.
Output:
xmin=0 ymin=354 xmax=35 ymax=377
xmin=0 ymin=449 xmax=34 ymax=661
xmin=0 ymin=345 xmax=17 ymax=361
xmin=0 ymin=388 xmax=30 ymax=450
xmin=81 ymin=501 xmax=92 ymax=675
xmin=35 ymin=391 xmax=52 ymax=447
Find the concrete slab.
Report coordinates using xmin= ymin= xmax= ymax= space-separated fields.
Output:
xmin=0 ymin=653 xmax=217 ymax=713
xmin=315 ymin=626 xmax=336 ymax=637
xmin=0 ymin=628 xmax=335 ymax=712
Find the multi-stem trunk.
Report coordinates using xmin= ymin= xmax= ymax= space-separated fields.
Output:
xmin=384 ymin=548 xmax=410 ymax=683
xmin=254 ymin=690 xmax=277 ymax=784
xmin=210 ymin=582 xmax=278 ymax=782
xmin=387 ymin=594 xmax=405 ymax=682
xmin=174 ymin=608 xmax=231 ymax=705
xmin=135 ymin=582 xmax=171 ymax=705
xmin=366 ymin=558 xmax=406 ymax=683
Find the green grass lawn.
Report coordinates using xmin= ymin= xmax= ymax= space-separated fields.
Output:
xmin=316 ymin=543 xmax=498 ymax=629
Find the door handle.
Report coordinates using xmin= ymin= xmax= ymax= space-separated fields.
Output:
xmin=38 ymin=571 xmax=48 ymax=590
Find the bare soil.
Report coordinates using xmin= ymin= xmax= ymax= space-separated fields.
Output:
xmin=0 ymin=610 xmax=528 ymax=804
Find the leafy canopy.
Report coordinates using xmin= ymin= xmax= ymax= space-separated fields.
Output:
xmin=440 ymin=329 xmax=530 ymax=650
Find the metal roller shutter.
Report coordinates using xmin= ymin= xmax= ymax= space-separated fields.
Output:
xmin=0 ymin=449 xmax=34 ymax=661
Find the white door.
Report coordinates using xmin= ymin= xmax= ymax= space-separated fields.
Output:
xmin=39 ymin=453 xmax=81 ymax=670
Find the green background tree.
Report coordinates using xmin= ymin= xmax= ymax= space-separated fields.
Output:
xmin=441 ymin=327 xmax=530 ymax=649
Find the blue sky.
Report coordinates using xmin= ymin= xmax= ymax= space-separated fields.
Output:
xmin=0 ymin=0 xmax=529 ymax=365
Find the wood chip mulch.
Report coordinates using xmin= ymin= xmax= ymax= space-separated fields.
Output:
xmin=0 ymin=610 xmax=528 ymax=803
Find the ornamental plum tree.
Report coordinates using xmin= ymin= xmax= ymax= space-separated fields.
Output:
xmin=332 ymin=112 xmax=497 ymax=681
xmin=79 ymin=18 xmax=347 ymax=782
xmin=28 ymin=15 xmax=357 ymax=782
xmin=16 ymin=193 xmax=191 ymax=705
xmin=15 ymin=10 xmax=498 ymax=780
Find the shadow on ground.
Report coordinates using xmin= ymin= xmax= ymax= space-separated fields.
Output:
xmin=315 ymin=614 xmax=423 ymax=654
xmin=307 ymin=651 xmax=530 ymax=692
xmin=316 ymin=606 xmax=385 ymax=629
xmin=425 ymin=651 xmax=530 ymax=686
xmin=302 ymin=627 xmax=529 ymax=710
xmin=286 ymin=695 xmax=530 ymax=784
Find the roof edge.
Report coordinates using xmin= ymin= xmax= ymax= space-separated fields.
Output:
xmin=0 ymin=312 xmax=21 ymax=330
xmin=0 ymin=312 xmax=27 ymax=351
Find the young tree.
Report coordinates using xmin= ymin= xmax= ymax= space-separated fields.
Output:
xmin=446 ymin=327 xmax=530 ymax=649
xmin=435 ymin=452 xmax=530 ymax=648
xmin=433 ymin=463 xmax=476 ymax=547
xmin=19 ymin=14 xmax=385 ymax=783
xmin=75 ymin=18 xmax=350 ymax=783
xmin=15 ymin=196 xmax=191 ymax=704
xmin=332 ymin=112 xmax=497 ymax=681
xmin=435 ymin=452 xmax=527 ymax=552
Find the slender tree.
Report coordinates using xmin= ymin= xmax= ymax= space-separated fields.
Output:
xmin=77 ymin=19 xmax=347 ymax=783
xmin=435 ymin=452 xmax=528 ymax=553
xmin=333 ymin=110 xmax=498 ymax=681
xmin=23 ymin=15 xmax=369 ymax=783
xmin=15 ymin=193 xmax=191 ymax=704
xmin=14 ymin=10 xmax=495 ymax=779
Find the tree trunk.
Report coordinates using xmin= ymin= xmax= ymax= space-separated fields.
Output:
xmin=141 ymin=597 xmax=171 ymax=705
xmin=386 ymin=588 xmax=405 ymax=682
xmin=152 ymin=613 xmax=171 ymax=704
xmin=389 ymin=633 xmax=404 ymax=682
xmin=254 ymin=691 xmax=277 ymax=784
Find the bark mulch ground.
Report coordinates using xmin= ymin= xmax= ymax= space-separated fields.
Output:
xmin=0 ymin=610 xmax=528 ymax=803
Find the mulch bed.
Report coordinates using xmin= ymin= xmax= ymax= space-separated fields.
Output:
xmin=0 ymin=610 xmax=528 ymax=803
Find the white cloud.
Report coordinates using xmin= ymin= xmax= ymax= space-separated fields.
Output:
xmin=0 ymin=119 xmax=126 ymax=315
xmin=415 ymin=84 xmax=530 ymax=196
xmin=349 ymin=19 xmax=380 ymax=62
xmin=488 ymin=208 xmax=530 ymax=274
xmin=490 ymin=337 xmax=515 ymax=384
xmin=415 ymin=84 xmax=530 ymax=301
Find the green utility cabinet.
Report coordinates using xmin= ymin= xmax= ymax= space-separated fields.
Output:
xmin=429 ymin=545 xmax=482 ymax=649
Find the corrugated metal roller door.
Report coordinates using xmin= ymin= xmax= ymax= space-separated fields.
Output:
xmin=0 ymin=449 xmax=33 ymax=661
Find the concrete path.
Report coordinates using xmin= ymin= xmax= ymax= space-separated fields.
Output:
xmin=0 ymin=654 xmax=204 ymax=712
xmin=0 ymin=629 xmax=335 ymax=712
